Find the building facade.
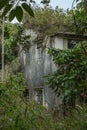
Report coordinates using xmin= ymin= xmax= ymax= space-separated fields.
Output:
xmin=20 ymin=30 xmax=87 ymax=108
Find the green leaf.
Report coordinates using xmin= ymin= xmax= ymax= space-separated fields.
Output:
xmin=15 ymin=6 xmax=23 ymax=22
xmin=0 ymin=0 xmax=9 ymax=10
xmin=22 ymin=3 xmax=34 ymax=17
xmin=1 ymin=4 xmax=12 ymax=17
xmin=9 ymin=9 xmax=15 ymax=21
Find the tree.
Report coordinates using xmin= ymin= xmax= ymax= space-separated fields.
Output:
xmin=0 ymin=0 xmax=50 ymax=22
xmin=0 ymin=0 xmax=87 ymax=22
xmin=23 ymin=6 xmax=67 ymax=35
xmin=71 ymin=0 xmax=87 ymax=34
xmin=1 ymin=18 xmax=5 ymax=81
xmin=0 ymin=22 xmax=21 ymax=67
xmin=46 ymin=41 xmax=87 ymax=107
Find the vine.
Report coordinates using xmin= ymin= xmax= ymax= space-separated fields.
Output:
xmin=46 ymin=41 xmax=87 ymax=106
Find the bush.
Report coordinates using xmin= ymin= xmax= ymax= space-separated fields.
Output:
xmin=53 ymin=105 xmax=87 ymax=130
xmin=0 ymin=73 xmax=87 ymax=130
xmin=0 ymin=73 xmax=55 ymax=130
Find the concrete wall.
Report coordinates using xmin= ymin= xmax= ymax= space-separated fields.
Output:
xmin=19 ymin=30 xmax=68 ymax=108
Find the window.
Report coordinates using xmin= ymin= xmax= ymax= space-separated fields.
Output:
xmin=68 ymin=40 xmax=78 ymax=49
xmin=34 ymin=88 xmax=43 ymax=105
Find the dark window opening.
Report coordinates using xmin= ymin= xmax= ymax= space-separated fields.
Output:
xmin=34 ymin=88 xmax=43 ymax=105
xmin=68 ymin=40 xmax=79 ymax=49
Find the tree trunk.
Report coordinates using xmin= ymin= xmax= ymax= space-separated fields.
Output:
xmin=1 ymin=17 xmax=5 ymax=81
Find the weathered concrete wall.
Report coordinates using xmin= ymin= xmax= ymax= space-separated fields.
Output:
xmin=19 ymin=30 xmax=68 ymax=108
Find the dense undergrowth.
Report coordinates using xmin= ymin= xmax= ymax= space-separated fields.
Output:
xmin=0 ymin=3 xmax=87 ymax=130
xmin=0 ymin=72 xmax=87 ymax=130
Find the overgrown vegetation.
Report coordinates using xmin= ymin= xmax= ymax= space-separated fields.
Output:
xmin=0 ymin=72 xmax=87 ymax=130
xmin=24 ymin=6 xmax=67 ymax=35
xmin=0 ymin=22 xmax=21 ymax=68
xmin=54 ymin=105 xmax=87 ymax=130
xmin=0 ymin=0 xmax=87 ymax=130
xmin=46 ymin=41 xmax=87 ymax=108
xmin=0 ymin=72 xmax=58 ymax=130
xmin=23 ymin=2 xmax=87 ymax=35
xmin=23 ymin=6 xmax=67 ymax=34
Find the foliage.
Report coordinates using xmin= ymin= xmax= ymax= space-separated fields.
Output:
xmin=0 ymin=72 xmax=87 ymax=130
xmin=0 ymin=0 xmax=87 ymax=24
xmin=0 ymin=72 xmax=55 ymax=130
xmin=46 ymin=41 xmax=87 ymax=103
xmin=23 ymin=2 xmax=87 ymax=35
xmin=23 ymin=6 xmax=69 ymax=35
xmin=0 ymin=0 xmax=50 ymax=22
xmin=0 ymin=72 xmax=25 ymax=129
xmin=0 ymin=22 xmax=21 ymax=68
xmin=54 ymin=105 xmax=87 ymax=130
xmin=17 ymin=34 xmax=31 ymax=52
xmin=68 ymin=1 xmax=87 ymax=34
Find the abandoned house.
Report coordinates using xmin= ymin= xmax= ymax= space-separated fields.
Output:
xmin=19 ymin=29 xmax=87 ymax=109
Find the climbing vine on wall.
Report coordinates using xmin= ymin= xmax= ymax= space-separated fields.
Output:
xmin=0 ymin=23 xmax=21 ymax=68
xmin=46 ymin=41 xmax=87 ymax=103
